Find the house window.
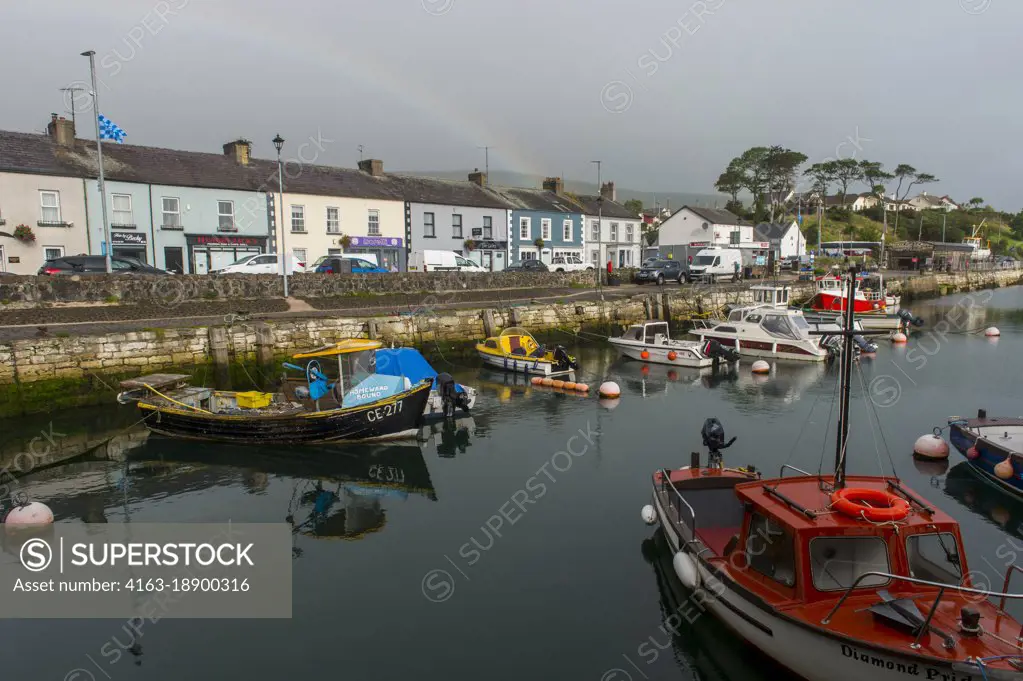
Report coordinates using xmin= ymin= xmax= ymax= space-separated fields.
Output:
xmin=522 ymin=251 xmax=536 ymax=260
xmin=591 ymin=220 xmax=599 ymax=240
xmin=452 ymin=214 xmax=462 ymax=238
xmin=111 ymin=194 xmax=133 ymax=226
xmin=162 ymin=197 xmax=181 ymax=228
xmin=424 ymin=212 xmax=435 ymax=237
xmin=39 ymin=191 xmax=62 ymax=224
xmin=730 ymin=231 xmax=740 ymax=245
xmin=483 ymin=216 xmax=493 ymax=239
xmin=591 ymin=250 xmax=599 ymax=264
xmin=746 ymin=513 xmax=796 ymax=587
xmin=293 ymin=248 xmax=308 ymax=264
xmin=326 ymin=207 xmax=340 ymax=233
xmin=541 ymin=218 xmax=551 ymax=241
xmin=218 ymin=201 xmax=235 ymax=231
xmin=610 ymin=222 xmax=618 ymax=242
xmin=563 ymin=220 xmax=572 ymax=241
xmin=368 ymin=209 xmax=380 ymax=235
xmin=626 ymin=223 xmax=634 ymax=242
xmin=519 ymin=217 xmax=530 ymax=240
xmin=43 ymin=246 xmax=65 ymax=261
xmin=328 ymin=248 xmax=343 ymax=255
xmin=291 ymin=205 xmax=305 ymax=232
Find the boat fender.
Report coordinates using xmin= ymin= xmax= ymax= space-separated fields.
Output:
xmin=995 ymin=457 xmax=1015 ymax=480
xmin=641 ymin=504 xmax=657 ymax=525
xmin=966 ymin=446 xmax=980 ymax=460
xmin=667 ymin=351 xmax=677 ymax=361
xmin=641 ymin=350 xmax=650 ymax=360
xmin=673 ymin=551 xmax=701 ymax=590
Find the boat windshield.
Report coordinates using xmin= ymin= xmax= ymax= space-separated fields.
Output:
xmin=761 ymin=314 xmax=800 ymax=340
xmin=809 ymin=536 xmax=891 ymax=592
xmin=644 ymin=322 xmax=669 ymax=344
xmin=789 ymin=315 xmax=810 ymax=333
xmin=906 ymin=532 xmax=963 ymax=584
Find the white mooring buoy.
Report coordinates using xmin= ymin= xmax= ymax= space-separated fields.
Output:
xmin=598 ymin=381 xmax=621 ymax=399
xmin=641 ymin=505 xmax=657 ymax=525
xmin=985 ymin=327 xmax=1001 ymax=337
xmin=913 ymin=434 xmax=949 ymax=460
xmin=4 ymin=501 xmax=54 ymax=533
xmin=751 ymin=360 xmax=770 ymax=375
xmin=891 ymin=332 xmax=908 ymax=344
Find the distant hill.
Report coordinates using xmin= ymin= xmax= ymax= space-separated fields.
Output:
xmin=398 ymin=169 xmax=727 ymax=211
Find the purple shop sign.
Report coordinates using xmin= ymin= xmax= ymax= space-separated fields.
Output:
xmin=349 ymin=236 xmax=403 ymax=248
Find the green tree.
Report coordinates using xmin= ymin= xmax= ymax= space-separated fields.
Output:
xmin=967 ymin=197 xmax=985 ymax=211
xmin=892 ymin=165 xmax=939 ymax=236
xmin=644 ymin=227 xmax=659 ymax=247
xmin=731 ymin=148 xmax=771 ymax=221
xmin=831 ymin=158 xmax=863 ymax=207
xmin=859 ymin=160 xmax=894 ymax=243
xmin=714 ymin=168 xmax=745 ymax=205
xmin=623 ymin=199 xmax=644 ymax=215
xmin=764 ymin=146 xmax=808 ymax=222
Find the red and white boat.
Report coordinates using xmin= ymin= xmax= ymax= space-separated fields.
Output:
xmin=643 ymin=268 xmax=1023 ymax=681
xmin=808 ymin=273 xmax=900 ymax=314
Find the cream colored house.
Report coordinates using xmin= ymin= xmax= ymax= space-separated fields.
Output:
xmin=0 ymin=168 xmax=89 ymax=274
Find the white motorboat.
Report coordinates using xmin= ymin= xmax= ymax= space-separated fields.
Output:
xmin=693 ymin=305 xmax=840 ymax=362
xmin=609 ymin=320 xmax=740 ymax=368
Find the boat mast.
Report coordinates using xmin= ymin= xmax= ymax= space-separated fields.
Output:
xmin=834 ymin=265 xmax=858 ymax=488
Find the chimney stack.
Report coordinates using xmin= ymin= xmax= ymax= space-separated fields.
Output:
xmin=358 ymin=159 xmax=384 ymax=177
xmin=47 ymin=113 xmax=77 ymax=148
xmin=600 ymin=181 xmax=616 ymax=202
xmin=223 ymin=139 xmax=252 ymax=165
xmin=542 ymin=176 xmax=564 ymax=195
xmin=468 ymin=168 xmax=487 ymax=187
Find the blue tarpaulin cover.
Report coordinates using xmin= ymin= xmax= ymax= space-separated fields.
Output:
xmin=341 ymin=374 xmax=407 ymax=408
xmin=375 ymin=348 xmax=463 ymax=393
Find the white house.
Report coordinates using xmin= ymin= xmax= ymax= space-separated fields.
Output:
xmin=849 ymin=193 xmax=880 ymax=212
xmin=907 ymin=192 xmax=958 ymax=212
xmin=754 ymin=221 xmax=806 ymax=260
xmin=574 ymin=182 xmax=642 ymax=268
xmin=656 ymin=205 xmax=770 ymax=264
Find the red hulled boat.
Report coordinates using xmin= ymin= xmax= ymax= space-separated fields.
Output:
xmin=807 ymin=272 xmax=899 ymax=314
xmin=644 ymin=267 xmax=1023 ymax=681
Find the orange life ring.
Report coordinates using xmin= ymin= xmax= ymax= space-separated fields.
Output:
xmin=831 ymin=487 xmax=910 ymax=522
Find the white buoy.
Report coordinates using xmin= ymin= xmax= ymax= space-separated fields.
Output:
xmin=4 ymin=502 xmax=54 ymax=532
xmin=913 ymin=434 xmax=949 ymax=460
xmin=985 ymin=327 xmax=1001 ymax=337
xmin=672 ymin=551 xmax=701 ymax=590
xmin=599 ymin=397 xmax=620 ymax=411
xmin=641 ymin=505 xmax=657 ymax=525
xmin=995 ymin=458 xmax=1015 ymax=480
xmin=751 ymin=360 xmax=770 ymax=375
xmin=598 ymin=381 xmax=621 ymax=399
xmin=891 ymin=332 xmax=908 ymax=344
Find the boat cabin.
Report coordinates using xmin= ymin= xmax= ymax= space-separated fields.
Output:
xmin=816 ymin=273 xmax=887 ymax=304
xmin=721 ymin=306 xmax=814 ymax=341
xmin=618 ymin=321 xmax=672 ymax=345
xmin=749 ymin=284 xmax=791 ymax=309
xmin=481 ymin=327 xmax=544 ymax=357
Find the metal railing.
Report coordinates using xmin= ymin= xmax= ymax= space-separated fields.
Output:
xmin=779 ymin=464 xmax=812 ymax=478
xmin=820 ymin=570 xmax=1023 ymax=650
xmin=658 ymin=468 xmax=696 ymax=537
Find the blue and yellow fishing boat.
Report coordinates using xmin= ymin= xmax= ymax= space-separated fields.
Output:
xmin=475 ymin=327 xmax=578 ymax=376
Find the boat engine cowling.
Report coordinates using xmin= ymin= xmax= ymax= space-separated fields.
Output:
xmin=437 ymin=373 xmax=465 ymax=418
xmin=853 ymin=335 xmax=879 ymax=353
xmin=898 ymin=309 xmax=925 ymax=327
xmin=552 ymin=345 xmax=579 ymax=371
xmin=702 ymin=339 xmax=740 ymax=363
xmin=701 ymin=417 xmax=736 ymax=454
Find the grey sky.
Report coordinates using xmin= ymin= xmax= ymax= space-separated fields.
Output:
xmin=3 ymin=0 xmax=1020 ymax=209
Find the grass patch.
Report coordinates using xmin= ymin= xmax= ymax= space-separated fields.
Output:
xmin=568 ymin=282 xmax=590 ymax=289
xmin=202 ymin=290 xmax=219 ymax=300
xmin=1 ymin=299 xmax=10 ymax=306
xmin=103 ymin=295 xmax=120 ymax=304
xmin=55 ymin=332 xmax=70 ymax=338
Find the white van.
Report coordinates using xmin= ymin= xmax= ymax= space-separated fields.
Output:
xmin=686 ymin=247 xmax=742 ymax=283
xmin=410 ymin=250 xmax=486 ymax=272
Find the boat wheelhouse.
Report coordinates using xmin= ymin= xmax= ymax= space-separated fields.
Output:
xmin=646 ymin=268 xmax=1023 ymax=681
xmin=609 ymin=320 xmax=740 ymax=368
xmin=693 ymin=306 xmax=839 ymax=362
xmin=475 ymin=327 xmax=578 ymax=376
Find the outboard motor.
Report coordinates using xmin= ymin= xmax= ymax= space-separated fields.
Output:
xmin=853 ymin=334 xmax=879 ymax=353
xmin=552 ymin=345 xmax=579 ymax=371
xmin=701 ymin=339 xmax=741 ymax=363
xmin=436 ymin=372 xmax=460 ymax=419
xmin=898 ymin=308 xmax=925 ymax=327
xmin=821 ymin=335 xmax=843 ymax=359
xmin=701 ymin=417 xmax=737 ymax=468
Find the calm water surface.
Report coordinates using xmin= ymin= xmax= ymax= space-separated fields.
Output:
xmin=4 ymin=286 xmax=1023 ymax=681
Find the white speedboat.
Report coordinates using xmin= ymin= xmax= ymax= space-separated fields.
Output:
xmin=609 ymin=320 xmax=740 ymax=367
xmin=693 ymin=306 xmax=840 ymax=362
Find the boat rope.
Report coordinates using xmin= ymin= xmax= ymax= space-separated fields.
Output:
xmin=141 ymin=383 xmax=212 ymax=414
xmin=817 ymin=365 xmax=843 ymax=478
xmin=782 ymin=383 xmax=824 ymax=471
xmin=854 ymin=361 xmax=899 ymax=481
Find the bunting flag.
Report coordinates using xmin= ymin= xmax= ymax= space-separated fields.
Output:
xmin=98 ymin=114 xmax=127 ymax=143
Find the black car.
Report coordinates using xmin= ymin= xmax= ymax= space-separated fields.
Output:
xmin=634 ymin=259 xmax=684 ymax=285
xmin=504 ymin=259 xmax=549 ymax=272
xmin=38 ymin=255 xmax=171 ymax=275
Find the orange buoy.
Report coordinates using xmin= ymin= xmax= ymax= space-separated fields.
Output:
xmin=967 ymin=446 xmax=980 ymax=460
xmin=563 ymin=382 xmax=577 ymax=391
xmin=995 ymin=458 xmax=1015 ymax=480
xmin=667 ymin=351 xmax=677 ymax=361
xmin=530 ymin=377 xmax=543 ymax=385
xmin=552 ymin=379 xmax=565 ymax=389
xmin=541 ymin=377 xmax=554 ymax=387
xmin=575 ymin=383 xmax=589 ymax=392
xmin=831 ymin=487 xmax=910 ymax=522
xmin=640 ymin=350 xmax=650 ymax=360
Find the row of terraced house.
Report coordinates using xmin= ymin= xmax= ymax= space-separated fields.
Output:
xmin=0 ymin=114 xmax=643 ymax=275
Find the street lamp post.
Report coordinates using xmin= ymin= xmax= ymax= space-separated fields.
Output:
xmin=81 ymin=50 xmax=112 ymax=274
xmin=273 ymin=134 xmax=288 ymax=298
xmin=591 ymin=160 xmax=603 ymax=299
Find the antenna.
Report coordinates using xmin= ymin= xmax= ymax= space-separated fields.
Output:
xmin=358 ymin=145 xmax=364 ymax=162
xmin=59 ymin=86 xmax=86 ymax=130
xmin=476 ymin=146 xmax=493 ymax=186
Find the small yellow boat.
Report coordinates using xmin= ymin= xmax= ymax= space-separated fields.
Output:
xmin=475 ymin=327 xmax=579 ymax=376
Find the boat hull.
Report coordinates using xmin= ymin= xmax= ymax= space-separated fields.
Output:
xmin=608 ymin=338 xmax=714 ymax=368
xmin=949 ymin=420 xmax=1023 ymax=497
xmin=139 ymin=381 xmax=433 ymax=445
xmin=800 ymin=309 xmax=905 ymax=331
xmin=476 ymin=350 xmax=570 ymax=376
xmin=693 ymin=332 xmax=828 ymax=362
xmin=650 ymin=486 xmax=1011 ymax=681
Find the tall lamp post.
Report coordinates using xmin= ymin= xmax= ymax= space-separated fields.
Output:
xmin=273 ymin=134 xmax=288 ymax=298
xmin=591 ymin=160 xmax=603 ymax=299
xmin=81 ymin=50 xmax=112 ymax=274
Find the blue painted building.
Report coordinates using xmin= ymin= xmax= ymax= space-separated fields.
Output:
xmin=491 ymin=178 xmax=583 ymax=265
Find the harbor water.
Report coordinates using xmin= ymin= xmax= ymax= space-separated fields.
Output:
xmin=3 ymin=286 xmax=1023 ymax=681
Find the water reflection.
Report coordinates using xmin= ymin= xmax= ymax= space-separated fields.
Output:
xmin=945 ymin=462 xmax=1023 ymax=536
xmin=641 ymin=529 xmax=782 ymax=681
xmin=421 ymin=416 xmax=476 ymax=458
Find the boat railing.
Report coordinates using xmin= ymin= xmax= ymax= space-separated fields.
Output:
xmin=821 ymin=570 xmax=1023 ymax=649
xmin=658 ymin=468 xmax=696 ymax=536
xmin=778 ymin=464 xmax=813 ymax=478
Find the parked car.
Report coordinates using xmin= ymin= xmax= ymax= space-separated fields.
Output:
xmin=504 ymin=259 xmax=549 ymax=272
xmin=635 ymin=259 xmax=684 ymax=285
xmin=38 ymin=255 xmax=171 ymax=275
xmin=315 ymin=256 xmax=388 ymax=274
xmin=213 ymin=253 xmax=306 ymax=275
xmin=549 ymin=255 xmax=594 ymax=272
xmin=409 ymin=250 xmax=486 ymax=272
xmin=685 ymin=247 xmax=742 ymax=283
xmin=641 ymin=256 xmax=661 ymax=269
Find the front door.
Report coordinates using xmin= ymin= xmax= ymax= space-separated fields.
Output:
xmin=193 ymin=249 xmax=210 ymax=274
xmin=482 ymin=251 xmax=493 ymax=271
xmin=164 ymin=247 xmax=184 ymax=274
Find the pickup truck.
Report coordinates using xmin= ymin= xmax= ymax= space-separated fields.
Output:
xmin=549 ymin=255 xmax=594 ymax=272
